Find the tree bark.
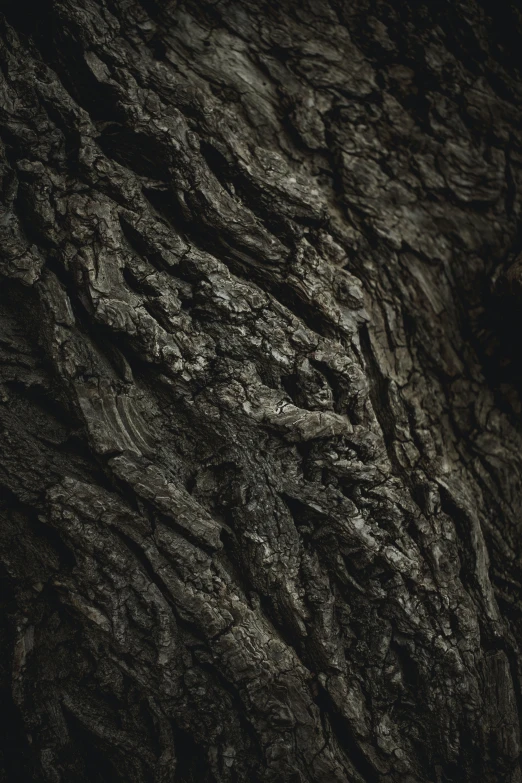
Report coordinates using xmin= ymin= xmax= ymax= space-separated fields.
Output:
xmin=2 ymin=1 xmax=522 ymax=781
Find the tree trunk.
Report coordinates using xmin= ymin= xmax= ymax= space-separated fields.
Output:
xmin=2 ymin=1 xmax=522 ymax=781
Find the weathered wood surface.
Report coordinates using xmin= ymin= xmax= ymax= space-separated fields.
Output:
xmin=2 ymin=1 xmax=522 ymax=781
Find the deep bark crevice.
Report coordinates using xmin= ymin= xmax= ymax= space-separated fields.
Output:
xmin=3 ymin=1 xmax=522 ymax=781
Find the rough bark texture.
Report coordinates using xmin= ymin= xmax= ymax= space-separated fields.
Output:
xmin=2 ymin=1 xmax=522 ymax=781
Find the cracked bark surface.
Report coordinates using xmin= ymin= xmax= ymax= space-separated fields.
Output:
xmin=2 ymin=1 xmax=522 ymax=781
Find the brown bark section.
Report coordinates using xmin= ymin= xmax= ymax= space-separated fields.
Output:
xmin=1 ymin=1 xmax=522 ymax=781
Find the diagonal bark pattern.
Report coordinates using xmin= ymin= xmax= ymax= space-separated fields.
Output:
xmin=1 ymin=1 xmax=522 ymax=781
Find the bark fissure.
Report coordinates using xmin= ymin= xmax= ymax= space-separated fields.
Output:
xmin=2 ymin=1 xmax=522 ymax=781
